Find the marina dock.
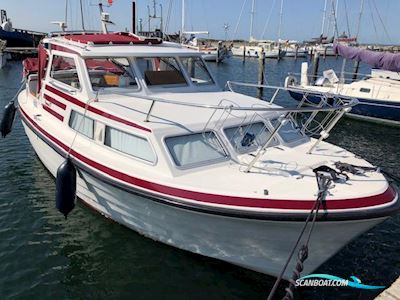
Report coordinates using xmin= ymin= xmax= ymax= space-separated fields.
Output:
xmin=376 ymin=277 xmax=400 ymax=300
xmin=4 ymin=47 xmax=37 ymax=58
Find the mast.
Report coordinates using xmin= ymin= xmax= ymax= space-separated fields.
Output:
xmin=181 ymin=0 xmax=185 ymax=42
xmin=321 ymin=0 xmax=327 ymax=37
xmin=277 ymin=0 xmax=284 ymax=42
xmin=249 ymin=0 xmax=256 ymax=41
xmin=355 ymin=0 xmax=365 ymax=39
xmin=79 ymin=0 xmax=86 ymax=31
xmin=65 ymin=0 xmax=69 ymax=27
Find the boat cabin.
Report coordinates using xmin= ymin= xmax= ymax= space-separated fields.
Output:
xmin=22 ymin=32 xmax=308 ymax=177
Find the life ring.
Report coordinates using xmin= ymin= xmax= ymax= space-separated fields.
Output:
xmin=284 ymin=75 xmax=297 ymax=88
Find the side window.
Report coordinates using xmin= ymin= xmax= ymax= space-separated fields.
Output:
xmin=50 ymin=55 xmax=81 ymax=89
xmin=104 ymin=127 xmax=156 ymax=163
xmin=69 ymin=110 xmax=94 ymax=139
xmin=165 ymin=132 xmax=228 ymax=168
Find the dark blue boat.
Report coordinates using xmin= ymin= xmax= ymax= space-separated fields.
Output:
xmin=288 ymin=89 xmax=400 ymax=124
xmin=0 ymin=10 xmax=45 ymax=47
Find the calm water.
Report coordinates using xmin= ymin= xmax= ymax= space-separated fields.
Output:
xmin=0 ymin=57 xmax=399 ymax=299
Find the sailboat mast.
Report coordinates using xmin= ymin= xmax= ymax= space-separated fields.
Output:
xmin=277 ymin=0 xmax=284 ymax=42
xmin=79 ymin=0 xmax=86 ymax=31
xmin=321 ymin=0 xmax=327 ymax=36
xmin=181 ymin=0 xmax=185 ymax=42
xmin=65 ymin=0 xmax=69 ymax=27
xmin=249 ymin=0 xmax=255 ymax=41
xmin=355 ymin=0 xmax=365 ymax=39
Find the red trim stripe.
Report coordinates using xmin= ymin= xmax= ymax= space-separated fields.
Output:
xmin=19 ymin=106 xmax=397 ymax=211
xmin=44 ymin=85 xmax=152 ymax=133
xmin=44 ymin=94 xmax=67 ymax=110
xmin=42 ymin=104 xmax=64 ymax=121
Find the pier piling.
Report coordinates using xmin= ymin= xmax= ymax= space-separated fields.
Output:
xmin=311 ymin=52 xmax=320 ymax=85
xmin=352 ymin=60 xmax=360 ymax=82
xmin=242 ymin=45 xmax=246 ymax=63
xmin=257 ymin=51 xmax=266 ymax=99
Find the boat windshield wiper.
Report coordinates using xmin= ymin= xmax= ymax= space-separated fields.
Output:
xmin=108 ymin=58 xmax=134 ymax=78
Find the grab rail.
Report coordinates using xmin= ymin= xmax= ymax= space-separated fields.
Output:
xmin=109 ymin=82 xmax=357 ymax=172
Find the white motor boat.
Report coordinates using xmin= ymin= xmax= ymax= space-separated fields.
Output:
xmin=9 ymin=32 xmax=399 ymax=279
xmin=284 ymin=46 xmax=307 ymax=58
xmin=231 ymin=43 xmax=286 ymax=59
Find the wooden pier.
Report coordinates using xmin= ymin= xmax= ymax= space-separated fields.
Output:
xmin=375 ymin=277 xmax=400 ymax=300
xmin=3 ymin=47 xmax=37 ymax=60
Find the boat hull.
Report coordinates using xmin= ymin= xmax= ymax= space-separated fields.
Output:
xmin=231 ymin=47 xmax=285 ymax=59
xmin=289 ymin=90 xmax=400 ymax=124
xmin=0 ymin=28 xmax=42 ymax=47
xmin=20 ymin=115 xmax=388 ymax=279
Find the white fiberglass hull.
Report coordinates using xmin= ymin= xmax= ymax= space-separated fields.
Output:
xmin=284 ymin=50 xmax=307 ymax=58
xmin=231 ymin=47 xmax=285 ymax=59
xmin=21 ymin=120 xmax=387 ymax=279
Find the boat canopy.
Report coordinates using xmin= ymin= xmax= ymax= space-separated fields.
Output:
xmin=64 ymin=32 xmax=162 ymax=45
xmin=334 ymin=43 xmax=400 ymax=72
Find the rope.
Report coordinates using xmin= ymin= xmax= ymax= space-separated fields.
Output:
xmin=3 ymin=79 xmax=26 ymax=111
xmin=267 ymin=171 xmax=333 ymax=300
xmin=67 ymin=96 xmax=94 ymax=157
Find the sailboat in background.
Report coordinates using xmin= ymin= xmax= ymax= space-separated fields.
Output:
xmin=180 ymin=0 xmax=229 ymax=62
xmin=231 ymin=0 xmax=285 ymax=59
xmin=311 ymin=0 xmax=362 ymax=56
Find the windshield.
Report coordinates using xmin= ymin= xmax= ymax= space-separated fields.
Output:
xmin=85 ymin=58 xmax=138 ymax=91
xmin=136 ymin=57 xmax=188 ymax=87
xmin=180 ymin=57 xmax=214 ymax=86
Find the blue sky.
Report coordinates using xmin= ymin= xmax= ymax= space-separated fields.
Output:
xmin=1 ymin=0 xmax=398 ymax=44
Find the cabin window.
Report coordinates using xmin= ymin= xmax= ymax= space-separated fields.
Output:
xmin=105 ymin=127 xmax=156 ymax=163
xmin=69 ymin=110 xmax=94 ymax=139
xmin=85 ymin=58 xmax=139 ymax=91
xmin=271 ymin=119 xmax=304 ymax=143
xmin=50 ymin=55 xmax=81 ymax=89
xmin=165 ymin=132 xmax=228 ymax=168
xmin=136 ymin=57 xmax=188 ymax=87
xmin=180 ymin=57 xmax=214 ymax=85
xmin=224 ymin=122 xmax=278 ymax=153
xmin=360 ymin=88 xmax=371 ymax=93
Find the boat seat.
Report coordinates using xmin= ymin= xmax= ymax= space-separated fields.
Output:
xmin=144 ymin=70 xmax=186 ymax=86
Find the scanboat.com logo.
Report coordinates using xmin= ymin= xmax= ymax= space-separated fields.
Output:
xmin=296 ymin=274 xmax=385 ymax=290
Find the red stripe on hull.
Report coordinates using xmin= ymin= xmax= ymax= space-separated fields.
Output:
xmin=44 ymin=85 xmax=152 ymax=133
xmin=43 ymin=94 xmax=67 ymax=110
xmin=42 ymin=105 xmax=64 ymax=121
xmin=19 ymin=106 xmax=397 ymax=211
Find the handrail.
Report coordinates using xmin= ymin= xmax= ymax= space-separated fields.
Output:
xmin=104 ymin=81 xmax=357 ymax=171
xmin=121 ymin=84 xmax=358 ymax=119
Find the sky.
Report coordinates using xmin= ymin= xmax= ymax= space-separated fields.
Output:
xmin=0 ymin=0 xmax=398 ymax=44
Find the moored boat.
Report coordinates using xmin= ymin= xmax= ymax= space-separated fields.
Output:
xmin=9 ymin=31 xmax=399 ymax=279
xmin=285 ymin=44 xmax=400 ymax=125
xmin=0 ymin=9 xmax=45 ymax=47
